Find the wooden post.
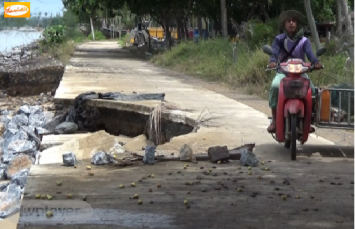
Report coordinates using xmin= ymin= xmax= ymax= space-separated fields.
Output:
xmin=119 ymin=16 xmax=122 ymax=39
xmin=90 ymin=17 xmax=95 ymax=41
xmin=326 ymin=27 xmax=330 ymax=44
xmin=233 ymin=46 xmax=237 ymax=63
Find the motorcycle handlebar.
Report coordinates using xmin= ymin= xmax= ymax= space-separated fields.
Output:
xmin=265 ymin=65 xmax=324 ymax=72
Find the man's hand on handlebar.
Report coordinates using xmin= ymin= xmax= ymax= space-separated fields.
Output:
xmin=314 ymin=62 xmax=323 ymax=69
xmin=268 ymin=62 xmax=277 ymax=68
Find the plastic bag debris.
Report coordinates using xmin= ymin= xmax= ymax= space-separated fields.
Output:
xmin=240 ymin=149 xmax=259 ymax=167
xmin=0 ymin=192 xmax=21 ymax=219
xmin=91 ymin=151 xmax=113 ymax=165
xmin=143 ymin=146 xmax=156 ymax=165
xmin=62 ymin=152 xmax=77 ymax=166
xmin=66 ymin=106 xmax=76 ymax=123
xmin=11 ymin=169 xmax=29 ymax=188
xmin=109 ymin=142 xmax=126 ymax=154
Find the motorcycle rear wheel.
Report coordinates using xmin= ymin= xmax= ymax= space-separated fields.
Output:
xmin=291 ymin=114 xmax=297 ymax=160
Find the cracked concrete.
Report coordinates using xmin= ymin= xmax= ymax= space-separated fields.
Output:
xmin=9 ymin=41 xmax=353 ymax=229
xmin=54 ymin=41 xmax=342 ymax=159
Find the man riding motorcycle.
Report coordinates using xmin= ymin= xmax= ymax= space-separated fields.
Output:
xmin=267 ymin=10 xmax=322 ymax=133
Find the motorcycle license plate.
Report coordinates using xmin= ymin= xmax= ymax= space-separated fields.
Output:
xmin=289 ymin=80 xmax=303 ymax=87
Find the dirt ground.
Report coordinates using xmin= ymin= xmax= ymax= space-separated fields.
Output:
xmin=161 ymin=72 xmax=354 ymax=147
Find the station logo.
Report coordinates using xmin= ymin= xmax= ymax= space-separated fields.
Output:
xmin=4 ymin=2 xmax=30 ymax=18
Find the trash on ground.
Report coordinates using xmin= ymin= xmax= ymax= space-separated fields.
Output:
xmin=143 ymin=146 xmax=156 ymax=165
xmin=91 ymin=151 xmax=113 ymax=165
xmin=240 ymin=148 xmax=259 ymax=167
xmin=62 ymin=152 xmax=77 ymax=166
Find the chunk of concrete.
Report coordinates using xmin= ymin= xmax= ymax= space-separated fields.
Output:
xmin=40 ymin=131 xmax=131 ymax=165
xmin=124 ymin=134 xmax=152 ymax=152
xmin=55 ymin=122 xmax=78 ymax=134
xmin=208 ymin=146 xmax=230 ymax=163
xmin=62 ymin=152 xmax=76 ymax=166
xmin=43 ymin=114 xmax=66 ymax=133
xmin=179 ymin=144 xmax=193 ymax=161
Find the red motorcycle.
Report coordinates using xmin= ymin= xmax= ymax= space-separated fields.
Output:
xmin=263 ymin=45 xmax=325 ymax=160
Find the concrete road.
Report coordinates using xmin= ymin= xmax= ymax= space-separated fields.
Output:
xmin=54 ymin=41 xmax=351 ymax=161
xmin=13 ymin=41 xmax=353 ymax=229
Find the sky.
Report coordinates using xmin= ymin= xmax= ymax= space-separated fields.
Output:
xmin=1 ymin=0 xmax=65 ymax=16
xmin=28 ymin=0 xmax=64 ymax=16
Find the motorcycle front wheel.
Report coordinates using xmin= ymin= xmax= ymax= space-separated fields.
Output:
xmin=291 ymin=114 xmax=297 ymax=160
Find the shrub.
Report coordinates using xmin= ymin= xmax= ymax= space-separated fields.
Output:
xmin=87 ymin=30 xmax=106 ymax=40
xmin=41 ymin=25 xmax=66 ymax=45
xmin=244 ymin=19 xmax=279 ymax=49
xmin=151 ymin=37 xmax=353 ymax=98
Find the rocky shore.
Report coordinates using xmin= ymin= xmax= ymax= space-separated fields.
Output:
xmin=0 ymin=42 xmax=64 ymax=96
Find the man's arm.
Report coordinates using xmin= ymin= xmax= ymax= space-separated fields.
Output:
xmin=303 ymin=39 xmax=319 ymax=64
xmin=269 ymin=37 xmax=280 ymax=63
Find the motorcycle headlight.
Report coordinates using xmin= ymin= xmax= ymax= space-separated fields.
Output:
xmin=287 ymin=64 xmax=303 ymax=73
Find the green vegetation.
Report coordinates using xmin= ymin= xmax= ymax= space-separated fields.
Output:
xmin=37 ymin=11 xmax=87 ymax=65
xmin=117 ymin=34 xmax=131 ymax=46
xmin=87 ymin=30 xmax=106 ymax=40
xmin=152 ymin=37 xmax=353 ymax=98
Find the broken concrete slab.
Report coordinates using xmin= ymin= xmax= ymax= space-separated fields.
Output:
xmin=41 ymin=133 xmax=133 ymax=151
xmin=124 ymin=134 xmax=154 ymax=152
xmin=208 ymin=146 xmax=230 ymax=163
xmin=40 ymin=133 xmax=92 ymax=150
xmin=39 ymin=130 xmax=131 ymax=165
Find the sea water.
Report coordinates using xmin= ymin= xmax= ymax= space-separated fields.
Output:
xmin=0 ymin=30 xmax=42 ymax=53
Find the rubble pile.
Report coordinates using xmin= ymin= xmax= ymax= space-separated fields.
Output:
xmin=0 ymin=41 xmax=40 ymax=68
xmin=0 ymin=104 xmax=77 ymax=218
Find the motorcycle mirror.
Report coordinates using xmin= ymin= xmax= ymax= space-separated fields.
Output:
xmin=316 ymin=48 xmax=326 ymax=57
xmin=262 ymin=45 xmax=273 ymax=56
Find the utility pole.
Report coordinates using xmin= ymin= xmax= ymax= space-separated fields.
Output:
xmin=220 ymin=0 xmax=228 ymax=38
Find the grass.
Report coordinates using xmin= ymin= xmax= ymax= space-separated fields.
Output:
xmin=117 ymin=34 xmax=131 ymax=46
xmin=87 ymin=30 xmax=106 ymax=41
xmin=40 ymin=28 xmax=88 ymax=65
xmin=151 ymin=38 xmax=353 ymax=99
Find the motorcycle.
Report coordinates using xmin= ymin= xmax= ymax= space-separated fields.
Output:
xmin=262 ymin=45 xmax=326 ymax=160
